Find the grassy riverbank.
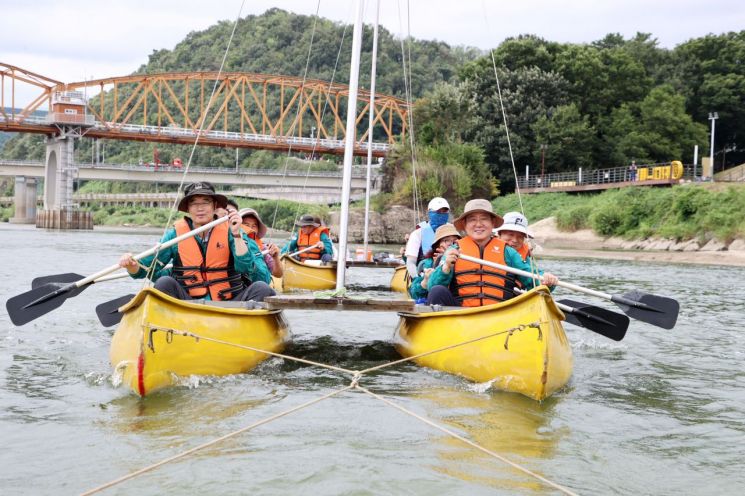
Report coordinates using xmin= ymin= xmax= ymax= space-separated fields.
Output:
xmin=492 ymin=183 xmax=745 ymax=243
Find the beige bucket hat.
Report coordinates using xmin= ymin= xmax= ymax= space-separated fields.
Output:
xmin=453 ymin=199 xmax=503 ymax=231
xmin=431 ymin=223 xmax=461 ymax=246
xmin=240 ymin=208 xmax=267 ymax=238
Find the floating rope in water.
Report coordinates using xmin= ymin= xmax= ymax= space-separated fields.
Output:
xmin=82 ymin=320 xmax=578 ymax=496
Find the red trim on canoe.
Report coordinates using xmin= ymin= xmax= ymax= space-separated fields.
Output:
xmin=137 ymin=352 xmax=146 ymax=396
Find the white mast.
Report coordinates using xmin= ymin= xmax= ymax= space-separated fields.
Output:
xmin=363 ymin=0 xmax=381 ymax=258
xmin=335 ymin=0 xmax=365 ymax=291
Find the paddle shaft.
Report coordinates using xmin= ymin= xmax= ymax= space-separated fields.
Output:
xmin=287 ymin=245 xmax=320 ymax=259
xmin=69 ymin=211 xmax=253 ymax=289
xmin=458 ymin=254 xmax=617 ymax=299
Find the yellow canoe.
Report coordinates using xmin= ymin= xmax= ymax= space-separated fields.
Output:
xmin=279 ymin=254 xmax=337 ymax=291
xmin=394 ymin=286 xmax=572 ymax=401
xmin=110 ymin=287 xmax=290 ymax=396
xmin=390 ymin=265 xmax=411 ymax=294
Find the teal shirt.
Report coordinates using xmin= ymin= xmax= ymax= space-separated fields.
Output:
xmin=409 ymin=258 xmax=434 ymax=300
xmin=427 ymin=243 xmax=548 ymax=291
xmin=130 ymin=223 xmax=271 ymax=298
xmin=281 ymin=232 xmax=333 ymax=256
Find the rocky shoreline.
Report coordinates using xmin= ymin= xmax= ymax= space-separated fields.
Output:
xmin=530 ymin=217 xmax=745 ymax=267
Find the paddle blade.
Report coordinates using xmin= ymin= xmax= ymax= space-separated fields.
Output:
xmin=6 ymin=282 xmax=88 ymax=326
xmin=96 ymin=294 xmax=135 ymax=327
xmin=558 ymin=299 xmax=629 ymax=342
xmin=32 ymin=273 xmax=86 ymax=289
xmin=612 ymin=290 xmax=679 ymax=330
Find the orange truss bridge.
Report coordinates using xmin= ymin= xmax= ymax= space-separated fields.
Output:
xmin=0 ymin=63 xmax=410 ymax=157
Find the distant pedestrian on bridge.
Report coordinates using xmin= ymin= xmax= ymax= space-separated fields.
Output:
xmin=629 ymin=161 xmax=637 ymax=181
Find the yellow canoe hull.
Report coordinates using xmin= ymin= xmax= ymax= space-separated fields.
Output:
xmin=110 ymin=287 xmax=290 ymax=396
xmin=394 ymin=287 xmax=572 ymax=401
xmin=279 ymin=255 xmax=337 ymax=291
xmin=390 ymin=265 xmax=410 ymax=294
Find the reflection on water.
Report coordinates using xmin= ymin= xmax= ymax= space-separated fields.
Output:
xmin=416 ymin=387 xmax=565 ymax=492
xmin=1 ymin=224 xmax=745 ymax=495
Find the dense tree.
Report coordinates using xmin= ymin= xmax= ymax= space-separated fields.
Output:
xmin=533 ymin=104 xmax=595 ymax=172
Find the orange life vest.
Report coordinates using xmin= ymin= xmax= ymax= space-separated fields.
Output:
xmin=296 ymin=226 xmax=330 ymax=261
xmin=172 ymin=218 xmax=243 ymax=300
xmin=240 ymin=225 xmax=264 ymax=250
xmin=452 ymin=236 xmax=519 ymax=307
xmin=515 ymin=243 xmax=530 ymax=262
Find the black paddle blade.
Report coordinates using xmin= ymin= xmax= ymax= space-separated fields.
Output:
xmin=95 ymin=294 xmax=135 ymax=327
xmin=558 ymin=299 xmax=630 ymax=342
xmin=6 ymin=282 xmax=88 ymax=326
xmin=611 ymin=290 xmax=679 ymax=330
xmin=31 ymin=273 xmax=85 ymax=289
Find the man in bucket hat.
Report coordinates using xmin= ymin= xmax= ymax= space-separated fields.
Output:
xmin=118 ymin=182 xmax=275 ymax=302
xmin=426 ymin=199 xmax=558 ymax=307
xmin=404 ymin=197 xmax=451 ymax=278
xmin=281 ymin=214 xmax=334 ymax=263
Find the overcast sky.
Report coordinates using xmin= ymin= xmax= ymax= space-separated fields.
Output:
xmin=2 ymin=0 xmax=744 ymax=90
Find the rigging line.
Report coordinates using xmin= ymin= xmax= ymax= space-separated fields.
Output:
xmin=357 ymin=322 xmax=541 ymax=375
xmin=397 ymin=0 xmax=420 ymax=223
xmin=79 ymin=385 xmax=355 ymax=496
xmin=355 ymin=386 xmax=580 ymax=496
xmin=144 ymin=0 xmax=247 ymax=282
xmin=269 ymin=0 xmax=324 ymax=232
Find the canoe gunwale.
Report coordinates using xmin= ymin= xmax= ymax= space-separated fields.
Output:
xmin=118 ymin=287 xmax=285 ymax=317
xmin=396 ymin=286 xmax=565 ymax=321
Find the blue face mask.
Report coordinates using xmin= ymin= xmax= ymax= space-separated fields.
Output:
xmin=428 ymin=211 xmax=449 ymax=231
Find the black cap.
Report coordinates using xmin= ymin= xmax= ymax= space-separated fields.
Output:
xmin=295 ymin=214 xmax=319 ymax=227
xmin=177 ymin=182 xmax=228 ymax=212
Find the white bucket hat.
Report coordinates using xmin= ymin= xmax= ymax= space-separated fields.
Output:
xmin=427 ymin=197 xmax=450 ymax=211
xmin=495 ymin=211 xmax=533 ymax=238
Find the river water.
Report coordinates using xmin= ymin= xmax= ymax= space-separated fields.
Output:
xmin=0 ymin=223 xmax=743 ymax=495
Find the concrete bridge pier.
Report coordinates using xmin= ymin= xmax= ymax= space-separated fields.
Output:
xmin=9 ymin=176 xmax=37 ymax=224
xmin=37 ymin=134 xmax=92 ymax=229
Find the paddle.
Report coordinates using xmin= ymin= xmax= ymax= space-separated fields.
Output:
xmin=557 ymin=299 xmax=629 ymax=341
xmin=513 ymin=287 xmax=629 ymax=341
xmin=32 ymin=271 xmax=132 ymax=289
xmin=6 ymin=212 xmax=241 ymax=326
xmin=96 ymin=294 xmax=137 ymax=327
xmin=458 ymin=253 xmax=679 ymax=330
xmin=286 ymin=244 xmax=324 ymax=259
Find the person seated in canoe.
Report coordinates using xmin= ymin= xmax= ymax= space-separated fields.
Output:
xmin=238 ymin=207 xmax=283 ymax=278
xmin=281 ymin=214 xmax=334 ymax=264
xmin=118 ymin=182 xmax=275 ymax=302
xmin=426 ymin=199 xmax=558 ymax=307
xmin=495 ymin=211 xmax=533 ymax=263
xmin=404 ymin=197 xmax=451 ymax=279
xmin=409 ymin=223 xmax=461 ymax=303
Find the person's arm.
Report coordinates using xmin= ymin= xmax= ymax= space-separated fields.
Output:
xmin=409 ymin=259 xmax=433 ymax=300
xmin=319 ymin=232 xmax=333 ymax=256
xmin=427 ymin=247 xmax=456 ymax=289
xmin=281 ymin=235 xmax=298 ymax=255
xmin=404 ymin=229 xmax=422 ymax=278
xmin=119 ymin=228 xmax=177 ymax=280
xmin=233 ymin=235 xmax=271 ymax=284
xmin=504 ymin=246 xmax=557 ymax=290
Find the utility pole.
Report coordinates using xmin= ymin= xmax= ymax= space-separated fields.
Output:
xmin=540 ymin=144 xmax=547 ymax=187
xmin=709 ymin=112 xmax=718 ymax=182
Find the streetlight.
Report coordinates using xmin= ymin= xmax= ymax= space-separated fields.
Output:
xmin=709 ymin=112 xmax=718 ymax=181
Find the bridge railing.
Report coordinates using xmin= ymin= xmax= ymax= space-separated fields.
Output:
xmin=516 ymin=162 xmax=692 ymax=190
xmin=0 ymin=113 xmax=392 ymax=152
xmin=0 ymin=159 xmax=377 ymax=178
